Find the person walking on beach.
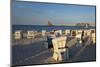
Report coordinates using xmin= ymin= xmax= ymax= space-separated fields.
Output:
xmin=47 ymin=32 xmax=56 ymax=50
xmin=81 ymin=30 xmax=84 ymax=46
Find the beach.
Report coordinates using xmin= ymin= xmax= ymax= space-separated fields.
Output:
xmin=12 ymin=33 xmax=96 ymax=66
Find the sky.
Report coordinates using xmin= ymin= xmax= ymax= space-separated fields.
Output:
xmin=12 ymin=0 xmax=96 ymax=25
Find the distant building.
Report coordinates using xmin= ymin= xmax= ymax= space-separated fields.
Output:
xmin=75 ymin=23 xmax=90 ymax=28
xmin=48 ymin=21 xmax=53 ymax=26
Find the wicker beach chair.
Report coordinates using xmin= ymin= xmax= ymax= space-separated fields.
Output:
xmin=27 ymin=31 xmax=35 ymax=39
xmin=14 ymin=30 xmax=22 ymax=40
xmin=52 ymin=36 xmax=69 ymax=62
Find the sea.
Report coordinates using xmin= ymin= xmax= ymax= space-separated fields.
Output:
xmin=12 ymin=25 xmax=95 ymax=32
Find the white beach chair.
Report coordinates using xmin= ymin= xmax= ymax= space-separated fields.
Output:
xmin=91 ymin=33 xmax=96 ymax=44
xmin=52 ymin=36 xmax=69 ymax=62
xmin=65 ymin=30 xmax=70 ymax=36
xmin=42 ymin=30 xmax=46 ymax=37
xmin=54 ymin=30 xmax=62 ymax=36
xmin=84 ymin=30 xmax=88 ymax=36
xmin=14 ymin=31 xmax=22 ymax=40
xmin=75 ymin=33 xmax=82 ymax=46
xmin=27 ymin=31 xmax=35 ymax=39
xmin=75 ymin=33 xmax=82 ymax=40
xmin=71 ymin=30 xmax=77 ymax=37
xmin=77 ymin=30 xmax=82 ymax=34
xmin=87 ymin=30 xmax=91 ymax=36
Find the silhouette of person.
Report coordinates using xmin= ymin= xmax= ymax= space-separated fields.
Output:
xmin=81 ymin=30 xmax=84 ymax=46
